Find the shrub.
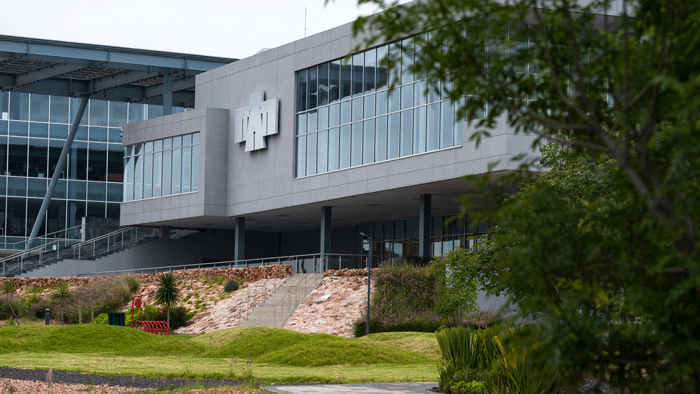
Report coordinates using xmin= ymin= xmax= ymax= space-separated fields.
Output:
xmin=436 ymin=325 xmax=561 ymax=394
xmin=451 ymin=380 xmax=486 ymax=394
xmin=61 ymin=276 xmax=139 ymax=324
xmin=0 ymin=297 xmax=24 ymax=320
xmin=223 ymin=279 xmax=239 ymax=292
xmin=94 ymin=313 xmax=108 ymax=324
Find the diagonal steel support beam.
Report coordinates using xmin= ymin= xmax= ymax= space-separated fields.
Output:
xmin=26 ymin=96 xmax=90 ymax=251
xmin=13 ymin=63 xmax=88 ymax=88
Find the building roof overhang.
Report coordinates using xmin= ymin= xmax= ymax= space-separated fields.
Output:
xmin=0 ymin=35 xmax=236 ymax=107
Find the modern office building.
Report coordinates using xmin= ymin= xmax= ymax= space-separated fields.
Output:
xmin=0 ymin=35 xmax=235 ymax=255
xmin=111 ymin=17 xmax=539 ymax=273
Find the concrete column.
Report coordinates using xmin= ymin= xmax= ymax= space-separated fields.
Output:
xmin=163 ymin=70 xmax=173 ymax=116
xmin=320 ymin=206 xmax=332 ymax=255
xmin=234 ymin=217 xmax=245 ymax=263
xmin=418 ymin=194 xmax=432 ymax=258
xmin=159 ymin=226 xmax=170 ymax=239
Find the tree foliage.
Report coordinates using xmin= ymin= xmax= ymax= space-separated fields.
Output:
xmin=1 ymin=279 xmax=20 ymax=325
xmin=354 ymin=0 xmax=700 ymax=392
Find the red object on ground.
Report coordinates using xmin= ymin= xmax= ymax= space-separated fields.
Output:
xmin=133 ymin=320 xmax=171 ymax=335
xmin=130 ymin=295 xmax=142 ymax=328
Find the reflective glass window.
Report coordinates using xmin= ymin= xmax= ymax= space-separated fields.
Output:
xmin=340 ymin=60 xmax=352 ymax=100
xmin=50 ymin=124 xmax=68 ymax=139
xmin=376 ymin=91 xmax=387 ymax=116
xmin=134 ymin=155 xmax=143 ymax=200
xmin=440 ymin=102 xmax=454 ymax=148
xmin=171 ymin=147 xmax=181 ymax=194
xmin=107 ymin=144 xmax=123 ymax=182
xmin=340 ymin=101 xmax=351 ymax=125
xmin=123 ymin=155 xmax=134 ymax=201
xmin=376 ymin=45 xmax=388 ymax=90
xmin=50 ymin=96 xmax=70 ymax=124
xmin=388 ymin=88 xmax=400 ymax=113
xmin=306 ymin=133 xmax=317 ymax=176
xmin=27 ymin=178 xmax=47 ymax=198
xmin=307 ymin=110 xmax=317 ymax=132
xmin=28 ymin=138 xmax=48 ymax=177
xmin=339 ymin=125 xmax=351 ymax=169
xmin=107 ymin=183 xmax=122 ymax=202
xmin=308 ymin=66 xmax=318 ymax=109
xmin=400 ymin=110 xmax=413 ymax=157
xmin=182 ymin=146 xmax=191 ymax=193
xmin=351 ymin=122 xmax=362 ymax=167
xmin=128 ymin=103 xmax=146 ymax=123
xmin=352 ymin=98 xmax=363 ymax=122
xmin=296 ymin=113 xmax=307 ymax=135
xmin=75 ymin=126 xmax=88 ymax=141
xmin=108 ymin=128 xmax=121 ymax=143
xmin=317 ymin=129 xmax=328 ymax=174
xmin=296 ymin=69 xmax=307 ymax=112
xmin=153 ymin=151 xmax=162 ymax=197
xmin=191 ymin=145 xmax=199 ymax=192
xmin=162 ymin=150 xmax=171 ymax=196
xmin=318 ymin=63 xmax=329 ymax=106
xmin=68 ymin=180 xmax=86 ymax=200
xmin=29 ymin=123 xmax=48 ymax=138
xmin=329 ymin=61 xmax=341 ymax=103
xmin=352 ymin=53 xmax=364 ymax=96
xmin=329 ymin=104 xmax=340 ymax=127
xmin=364 ymin=95 xmax=375 ymax=118
xmin=413 ymin=106 xmax=427 ymax=154
xmin=364 ymin=49 xmax=376 ymax=93
xmin=363 ymin=120 xmax=375 ymax=164
xmin=296 ymin=135 xmax=306 ymax=176
xmin=109 ymin=101 xmax=128 ymax=127
xmin=387 ymin=113 xmax=400 ymax=159
xmin=30 ymin=94 xmax=49 ymax=122
xmin=9 ymin=121 xmax=28 ymax=137
xmin=375 ymin=116 xmax=387 ymax=161
xmin=9 ymin=93 xmax=29 ymax=121
xmin=90 ymin=127 xmax=108 ymax=142
xmin=318 ymin=106 xmax=329 ymax=130
xmin=88 ymin=181 xmax=106 ymax=201
xmin=143 ymin=152 xmax=153 ymax=198
xmin=147 ymin=105 xmax=163 ymax=120
xmin=427 ymin=103 xmax=440 ymax=151
xmin=70 ymin=98 xmax=88 ymax=125
xmin=328 ymin=128 xmax=339 ymax=171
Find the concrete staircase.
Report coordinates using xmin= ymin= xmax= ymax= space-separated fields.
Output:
xmin=242 ymin=273 xmax=324 ymax=328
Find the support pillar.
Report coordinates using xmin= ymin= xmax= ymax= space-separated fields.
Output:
xmin=159 ymin=226 xmax=170 ymax=239
xmin=163 ymin=70 xmax=173 ymax=116
xmin=418 ymin=194 xmax=431 ymax=258
xmin=26 ymin=96 xmax=89 ymax=251
xmin=320 ymin=206 xmax=332 ymax=256
xmin=234 ymin=217 xmax=245 ymax=263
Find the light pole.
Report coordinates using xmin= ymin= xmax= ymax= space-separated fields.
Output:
xmin=360 ymin=232 xmax=372 ymax=336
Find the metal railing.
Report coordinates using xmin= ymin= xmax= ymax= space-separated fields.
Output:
xmin=78 ymin=252 xmax=368 ymax=277
xmin=2 ymin=224 xmax=84 ymax=252
xmin=72 ymin=226 xmax=160 ymax=260
xmin=273 ymin=255 xmax=328 ymax=327
xmin=1 ymin=224 xmax=85 ymax=277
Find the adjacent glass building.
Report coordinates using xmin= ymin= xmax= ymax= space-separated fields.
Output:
xmin=0 ymin=91 xmax=183 ymax=250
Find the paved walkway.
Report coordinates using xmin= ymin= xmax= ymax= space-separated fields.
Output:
xmin=263 ymin=382 xmax=438 ymax=394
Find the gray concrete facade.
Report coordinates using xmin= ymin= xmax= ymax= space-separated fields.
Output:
xmin=118 ymin=17 xmax=539 ymax=259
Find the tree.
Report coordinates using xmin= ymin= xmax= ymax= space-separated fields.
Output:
xmin=155 ymin=273 xmax=181 ymax=328
xmin=354 ymin=0 xmax=700 ymax=392
xmin=2 ymin=279 xmax=20 ymax=325
xmin=52 ymin=283 xmax=71 ymax=325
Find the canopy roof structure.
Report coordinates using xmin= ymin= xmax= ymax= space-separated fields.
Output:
xmin=0 ymin=35 xmax=236 ymax=107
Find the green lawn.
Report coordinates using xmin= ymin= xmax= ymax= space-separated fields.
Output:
xmin=0 ymin=325 xmax=439 ymax=383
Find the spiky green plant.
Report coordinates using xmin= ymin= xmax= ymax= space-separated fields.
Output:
xmin=155 ymin=273 xmax=181 ymax=328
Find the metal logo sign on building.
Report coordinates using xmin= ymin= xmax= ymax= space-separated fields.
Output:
xmin=234 ymin=91 xmax=278 ymax=151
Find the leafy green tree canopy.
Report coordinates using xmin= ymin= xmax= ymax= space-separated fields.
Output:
xmin=353 ymin=0 xmax=700 ymax=392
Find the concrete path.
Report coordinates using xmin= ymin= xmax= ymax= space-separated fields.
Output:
xmin=263 ymin=382 xmax=438 ymax=394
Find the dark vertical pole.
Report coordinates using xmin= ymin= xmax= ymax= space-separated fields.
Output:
xmin=320 ymin=206 xmax=332 ymax=259
xmin=26 ymin=96 xmax=89 ymax=251
xmin=234 ymin=217 xmax=245 ymax=264
xmin=418 ymin=194 xmax=432 ymax=258
xmin=163 ymin=70 xmax=173 ymax=116
xmin=366 ymin=237 xmax=372 ymax=336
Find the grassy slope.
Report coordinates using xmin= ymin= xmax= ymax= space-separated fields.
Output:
xmin=0 ymin=325 xmax=438 ymax=383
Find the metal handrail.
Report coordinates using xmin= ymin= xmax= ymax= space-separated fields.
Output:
xmin=77 ymin=252 xmax=341 ymax=277
xmin=71 ymin=226 xmax=160 ymax=260
xmin=2 ymin=224 xmax=84 ymax=250
xmin=273 ymin=255 xmax=327 ymax=327
xmin=1 ymin=236 xmax=81 ymax=276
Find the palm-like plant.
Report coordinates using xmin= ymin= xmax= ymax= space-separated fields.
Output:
xmin=2 ymin=279 xmax=20 ymax=325
xmin=52 ymin=283 xmax=71 ymax=325
xmin=155 ymin=273 xmax=181 ymax=328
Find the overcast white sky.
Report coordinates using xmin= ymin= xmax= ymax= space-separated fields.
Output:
xmin=0 ymin=0 xmax=397 ymax=59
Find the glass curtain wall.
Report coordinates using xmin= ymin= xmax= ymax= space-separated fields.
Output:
xmin=0 ymin=92 xmax=182 ymax=250
xmin=122 ymin=132 xmax=200 ymax=202
xmin=295 ymin=38 xmax=468 ymax=178
xmin=359 ymin=215 xmax=489 ymax=262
